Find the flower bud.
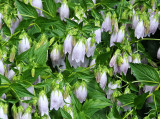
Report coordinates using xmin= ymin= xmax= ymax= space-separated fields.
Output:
xmin=72 ymin=40 xmax=85 ymax=63
xmin=124 ymin=86 xmax=131 ymax=94
xmin=157 ymin=48 xmax=160 ymax=60
xmin=63 ymin=34 xmax=73 ymax=54
xmin=31 ymin=68 xmax=35 ymax=77
xmin=9 ymin=45 xmax=16 ymax=62
xmin=60 ymin=1 xmax=69 ymax=21
xmin=74 ymin=82 xmax=87 ymax=103
xmin=135 ymin=20 xmax=145 ymax=39
xmin=12 ymin=105 xmax=17 ymax=119
xmin=38 ymin=91 xmax=49 ymax=116
xmin=50 ymin=89 xmax=64 ymax=110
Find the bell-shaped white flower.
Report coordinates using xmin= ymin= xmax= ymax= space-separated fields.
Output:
xmin=50 ymin=47 xmax=61 ymax=68
xmin=1 ymin=94 xmax=6 ymax=99
xmin=74 ymin=84 xmax=87 ymax=103
xmin=11 ymin=19 xmax=20 ymax=35
xmin=7 ymin=69 xmax=15 ymax=80
xmin=132 ymin=54 xmax=141 ymax=63
xmin=18 ymin=36 xmax=30 ymax=54
xmin=117 ymin=26 xmax=125 ymax=43
xmin=95 ymin=28 xmax=101 ymax=44
xmin=102 ymin=13 xmax=112 ymax=32
xmin=119 ymin=57 xmax=129 ymax=75
xmin=17 ymin=106 xmax=24 ymax=119
xmin=110 ymin=32 xmax=117 ymax=47
xmin=34 ymin=75 xmax=41 ymax=85
xmin=89 ymin=59 xmax=96 ymax=68
xmin=109 ymin=55 xmax=117 ymax=67
xmin=60 ymin=2 xmax=69 ymax=21
xmin=0 ymin=60 xmax=5 ymax=75
xmin=59 ymin=60 xmax=66 ymax=71
xmin=64 ymin=95 xmax=71 ymax=107
xmin=68 ymin=53 xmax=81 ymax=68
xmin=63 ymin=34 xmax=73 ymax=54
xmin=92 ymin=0 xmax=96 ymax=4
xmin=86 ymin=38 xmax=96 ymax=57
xmin=99 ymin=72 xmax=107 ymax=90
xmin=80 ymin=57 xmax=89 ymax=67
xmin=130 ymin=0 xmax=135 ymax=4
xmin=135 ymin=20 xmax=145 ymax=39
xmin=149 ymin=15 xmax=159 ymax=35
xmin=21 ymin=107 xmax=32 ymax=119
xmin=132 ymin=10 xmax=139 ymax=29
xmin=72 ymin=40 xmax=85 ymax=63
xmin=157 ymin=48 xmax=160 ymax=60
xmin=0 ymin=104 xmax=6 ymax=119
xmin=32 ymin=0 xmax=43 ymax=16
xmin=0 ymin=13 xmax=2 ymax=29
xmin=38 ymin=91 xmax=49 ymax=116
xmin=50 ymin=90 xmax=64 ymax=110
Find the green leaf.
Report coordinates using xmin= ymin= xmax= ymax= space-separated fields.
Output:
xmin=116 ymin=93 xmax=137 ymax=107
xmin=2 ymin=20 xmax=11 ymax=36
xmin=107 ymin=103 xmax=121 ymax=119
xmin=34 ymin=42 xmax=49 ymax=65
xmin=0 ymin=85 xmax=10 ymax=97
xmin=60 ymin=108 xmax=72 ymax=119
xmin=15 ymin=19 xmax=33 ymax=32
xmin=82 ymin=99 xmax=112 ymax=117
xmin=79 ymin=0 xmax=87 ymax=11
xmin=134 ymin=92 xmax=149 ymax=109
xmin=42 ymin=0 xmax=57 ymax=18
xmin=71 ymin=92 xmax=82 ymax=111
xmin=15 ymin=0 xmax=38 ymax=20
xmin=0 ymin=74 xmax=11 ymax=84
xmin=130 ymin=63 xmax=160 ymax=86
xmin=153 ymin=90 xmax=160 ymax=112
xmin=10 ymin=83 xmax=34 ymax=98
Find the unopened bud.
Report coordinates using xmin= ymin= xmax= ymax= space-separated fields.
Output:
xmin=10 ymin=45 xmax=17 ymax=62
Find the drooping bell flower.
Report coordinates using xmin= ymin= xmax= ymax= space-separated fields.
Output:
xmin=132 ymin=54 xmax=141 ymax=63
xmin=32 ymin=0 xmax=43 ymax=16
xmin=68 ymin=53 xmax=81 ymax=68
xmin=64 ymin=95 xmax=71 ymax=107
xmin=50 ymin=90 xmax=64 ymax=110
xmin=72 ymin=40 xmax=85 ymax=63
xmin=18 ymin=34 xmax=30 ymax=54
xmin=92 ymin=0 xmax=96 ymax=4
xmin=74 ymin=82 xmax=87 ymax=103
xmin=119 ymin=54 xmax=130 ymax=75
xmin=148 ymin=13 xmax=159 ymax=35
xmin=110 ymin=32 xmax=117 ymax=47
xmin=135 ymin=20 xmax=145 ymax=39
xmin=132 ymin=9 xmax=139 ymax=29
xmin=0 ymin=60 xmax=5 ymax=75
xmin=12 ymin=105 xmax=17 ymax=119
xmin=89 ymin=59 xmax=96 ymax=69
xmin=21 ymin=107 xmax=32 ymax=119
xmin=80 ymin=57 xmax=89 ymax=67
xmin=157 ymin=48 xmax=160 ymax=60
xmin=60 ymin=0 xmax=69 ymax=21
xmin=0 ymin=103 xmax=6 ymax=119
xmin=86 ymin=38 xmax=96 ymax=57
xmin=17 ymin=106 xmax=24 ymax=119
xmin=130 ymin=0 xmax=135 ymax=5
xmin=63 ymin=34 xmax=73 ymax=54
xmin=94 ymin=21 xmax=101 ymax=44
xmin=117 ymin=25 xmax=125 ymax=43
xmin=102 ymin=12 xmax=112 ymax=32
xmin=38 ymin=91 xmax=49 ymax=117
xmin=11 ymin=18 xmax=20 ymax=35
xmin=99 ymin=72 xmax=107 ymax=90
xmin=50 ymin=44 xmax=62 ymax=68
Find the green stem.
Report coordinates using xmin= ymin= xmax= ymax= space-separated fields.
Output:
xmin=122 ymin=109 xmax=134 ymax=119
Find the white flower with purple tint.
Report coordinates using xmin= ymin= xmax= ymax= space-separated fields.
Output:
xmin=135 ymin=20 xmax=145 ymax=39
xmin=95 ymin=28 xmax=101 ymax=44
xmin=99 ymin=72 xmax=107 ymax=90
xmin=102 ymin=12 xmax=112 ymax=32
xmin=75 ymin=84 xmax=87 ymax=103
xmin=63 ymin=34 xmax=73 ymax=54
xmin=72 ymin=40 xmax=85 ymax=63
xmin=60 ymin=2 xmax=69 ymax=21
xmin=157 ymin=48 xmax=160 ymax=60
xmin=86 ymin=38 xmax=96 ymax=57
xmin=50 ymin=90 xmax=64 ymax=110
xmin=117 ymin=26 xmax=125 ymax=43
xmin=110 ymin=32 xmax=117 ymax=47
xmin=148 ymin=14 xmax=159 ymax=35
xmin=18 ymin=36 xmax=30 ymax=54
xmin=50 ymin=47 xmax=61 ymax=68
xmin=0 ymin=60 xmax=5 ymax=75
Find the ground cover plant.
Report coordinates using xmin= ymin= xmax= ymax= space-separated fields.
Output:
xmin=0 ymin=0 xmax=160 ymax=118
